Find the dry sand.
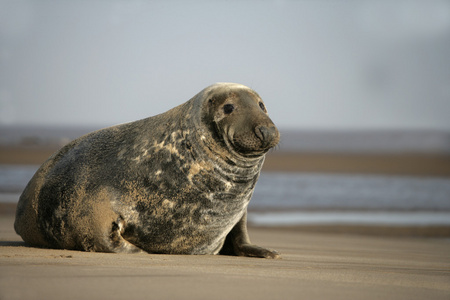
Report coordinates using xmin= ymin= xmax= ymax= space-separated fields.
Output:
xmin=1 ymin=214 xmax=450 ymax=300
xmin=1 ymin=146 xmax=450 ymax=299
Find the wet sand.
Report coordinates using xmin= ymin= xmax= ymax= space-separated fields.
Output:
xmin=1 ymin=214 xmax=449 ymax=300
xmin=2 ymin=145 xmax=450 ymax=176
xmin=264 ymin=151 xmax=450 ymax=176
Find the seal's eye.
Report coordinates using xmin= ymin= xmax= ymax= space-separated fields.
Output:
xmin=259 ymin=102 xmax=266 ymax=111
xmin=223 ymin=104 xmax=235 ymax=114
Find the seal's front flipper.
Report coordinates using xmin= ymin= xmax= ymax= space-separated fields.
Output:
xmin=221 ymin=211 xmax=281 ymax=259
xmin=233 ymin=243 xmax=280 ymax=259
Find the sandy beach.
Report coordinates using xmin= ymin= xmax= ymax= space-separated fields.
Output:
xmin=1 ymin=146 xmax=450 ymax=299
xmin=1 ymin=213 xmax=449 ymax=300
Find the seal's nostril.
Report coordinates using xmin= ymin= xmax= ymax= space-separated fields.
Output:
xmin=258 ymin=126 xmax=268 ymax=141
xmin=256 ymin=126 xmax=277 ymax=144
xmin=255 ymin=126 xmax=264 ymax=141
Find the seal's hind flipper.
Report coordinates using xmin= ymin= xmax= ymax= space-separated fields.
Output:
xmin=107 ymin=217 xmax=144 ymax=254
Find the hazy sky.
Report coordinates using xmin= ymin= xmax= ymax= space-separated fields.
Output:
xmin=1 ymin=0 xmax=450 ymax=130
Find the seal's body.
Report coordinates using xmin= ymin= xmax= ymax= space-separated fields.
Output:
xmin=14 ymin=83 xmax=280 ymax=258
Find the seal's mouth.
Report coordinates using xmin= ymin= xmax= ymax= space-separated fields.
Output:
xmin=224 ymin=125 xmax=279 ymax=158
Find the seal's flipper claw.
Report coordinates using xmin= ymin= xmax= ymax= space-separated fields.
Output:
xmin=236 ymin=244 xmax=281 ymax=259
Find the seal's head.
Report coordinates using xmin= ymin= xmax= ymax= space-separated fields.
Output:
xmin=196 ymin=83 xmax=279 ymax=158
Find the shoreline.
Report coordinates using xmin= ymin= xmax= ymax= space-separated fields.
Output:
xmin=2 ymin=146 xmax=450 ymax=238
xmin=2 ymin=203 xmax=450 ymax=238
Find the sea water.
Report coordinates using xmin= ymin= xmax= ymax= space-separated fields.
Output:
xmin=1 ymin=165 xmax=450 ymax=226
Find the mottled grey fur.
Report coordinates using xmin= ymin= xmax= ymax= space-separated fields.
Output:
xmin=14 ymin=83 xmax=280 ymax=258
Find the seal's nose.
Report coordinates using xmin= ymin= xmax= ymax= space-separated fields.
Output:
xmin=255 ymin=125 xmax=279 ymax=148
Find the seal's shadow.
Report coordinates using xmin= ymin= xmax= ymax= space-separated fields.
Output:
xmin=0 ymin=241 xmax=27 ymax=247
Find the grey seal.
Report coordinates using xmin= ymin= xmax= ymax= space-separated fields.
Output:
xmin=14 ymin=82 xmax=280 ymax=258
